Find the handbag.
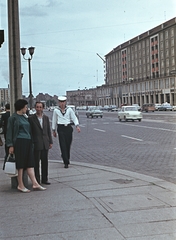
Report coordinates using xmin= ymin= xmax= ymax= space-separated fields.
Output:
xmin=0 ymin=136 xmax=3 ymax=146
xmin=4 ymin=154 xmax=18 ymax=176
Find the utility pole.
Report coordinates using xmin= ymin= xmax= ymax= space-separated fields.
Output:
xmin=8 ymin=0 xmax=22 ymax=114
xmin=7 ymin=0 xmax=28 ymax=188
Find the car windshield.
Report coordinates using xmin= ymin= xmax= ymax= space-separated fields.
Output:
xmin=124 ymin=107 xmax=137 ymax=111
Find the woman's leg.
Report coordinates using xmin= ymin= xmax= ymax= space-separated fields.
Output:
xmin=17 ymin=169 xmax=30 ymax=192
xmin=27 ymin=168 xmax=40 ymax=187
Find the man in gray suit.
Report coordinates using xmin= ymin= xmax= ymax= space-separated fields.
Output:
xmin=29 ymin=102 xmax=53 ymax=185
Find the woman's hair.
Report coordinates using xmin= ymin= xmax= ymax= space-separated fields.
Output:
xmin=14 ymin=99 xmax=28 ymax=111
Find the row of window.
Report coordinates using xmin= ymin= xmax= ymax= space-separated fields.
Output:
xmin=97 ymin=77 xmax=175 ymax=96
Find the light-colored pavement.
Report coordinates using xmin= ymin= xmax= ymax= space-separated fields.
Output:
xmin=1 ymin=159 xmax=176 ymax=239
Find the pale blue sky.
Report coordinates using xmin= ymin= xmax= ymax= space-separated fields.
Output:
xmin=0 ymin=0 xmax=176 ymax=97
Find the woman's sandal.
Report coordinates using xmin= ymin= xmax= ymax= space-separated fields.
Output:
xmin=33 ymin=185 xmax=46 ymax=191
xmin=17 ymin=186 xmax=30 ymax=193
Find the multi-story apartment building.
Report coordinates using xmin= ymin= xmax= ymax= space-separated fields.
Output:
xmin=0 ymin=88 xmax=10 ymax=108
xmin=67 ymin=88 xmax=97 ymax=107
xmin=96 ymin=17 xmax=176 ymax=107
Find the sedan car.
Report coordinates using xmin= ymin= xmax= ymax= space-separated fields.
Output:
xmin=158 ymin=103 xmax=172 ymax=111
xmin=118 ymin=106 xmax=142 ymax=122
xmin=86 ymin=106 xmax=103 ymax=118
xmin=107 ymin=105 xmax=118 ymax=112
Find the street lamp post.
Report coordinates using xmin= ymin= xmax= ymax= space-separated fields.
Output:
xmin=20 ymin=47 xmax=35 ymax=109
xmin=170 ymin=70 xmax=176 ymax=106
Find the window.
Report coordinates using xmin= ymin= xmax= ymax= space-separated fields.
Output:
xmin=161 ymin=51 xmax=163 ymax=58
xmin=171 ymin=28 xmax=174 ymax=37
xmin=160 ymin=41 xmax=163 ymax=49
xmin=171 ymin=48 xmax=174 ymax=56
xmin=154 ymin=80 xmax=158 ymax=89
xmin=170 ymin=78 xmax=175 ymax=87
xmin=159 ymin=79 xmax=163 ymax=89
xmin=171 ymin=38 xmax=174 ymax=46
xmin=165 ymin=78 xmax=169 ymax=88
xmin=160 ymin=32 xmax=163 ymax=40
xmin=166 ymin=59 xmax=169 ymax=67
xmin=172 ymin=57 xmax=175 ymax=66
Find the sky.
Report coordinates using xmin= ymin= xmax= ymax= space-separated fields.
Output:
xmin=0 ymin=0 xmax=176 ymax=97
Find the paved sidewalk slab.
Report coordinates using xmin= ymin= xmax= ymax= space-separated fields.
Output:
xmin=0 ymin=159 xmax=176 ymax=239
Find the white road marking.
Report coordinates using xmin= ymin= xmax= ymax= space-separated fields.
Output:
xmin=121 ymin=135 xmax=143 ymax=141
xmin=116 ymin=122 xmax=176 ymax=132
xmin=94 ymin=128 xmax=106 ymax=132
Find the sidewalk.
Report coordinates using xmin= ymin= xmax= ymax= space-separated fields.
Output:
xmin=0 ymin=158 xmax=176 ymax=240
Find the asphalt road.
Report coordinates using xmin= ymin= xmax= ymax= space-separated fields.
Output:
xmin=47 ymin=109 xmax=176 ymax=184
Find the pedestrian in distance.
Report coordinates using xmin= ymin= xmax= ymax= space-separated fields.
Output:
xmin=29 ymin=102 xmax=53 ymax=185
xmin=6 ymin=99 xmax=46 ymax=193
xmin=0 ymin=103 xmax=10 ymax=159
xmin=52 ymin=96 xmax=80 ymax=168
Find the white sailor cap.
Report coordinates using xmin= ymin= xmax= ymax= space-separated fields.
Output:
xmin=58 ymin=96 xmax=67 ymax=101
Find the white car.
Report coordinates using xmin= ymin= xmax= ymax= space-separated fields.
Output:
xmin=155 ymin=103 xmax=161 ymax=111
xmin=172 ymin=106 xmax=176 ymax=111
xmin=118 ymin=106 xmax=142 ymax=122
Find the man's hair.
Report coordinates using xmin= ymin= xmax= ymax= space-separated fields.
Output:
xmin=35 ymin=102 xmax=45 ymax=108
xmin=5 ymin=103 xmax=10 ymax=110
xmin=14 ymin=99 xmax=28 ymax=111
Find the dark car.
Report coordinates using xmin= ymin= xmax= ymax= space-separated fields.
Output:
xmin=158 ymin=103 xmax=172 ymax=111
xmin=107 ymin=105 xmax=118 ymax=112
xmin=86 ymin=106 xmax=103 ymax=118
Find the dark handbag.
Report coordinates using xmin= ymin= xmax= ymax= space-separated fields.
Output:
xmin=4 ymin=154 xmax=18 ymax=176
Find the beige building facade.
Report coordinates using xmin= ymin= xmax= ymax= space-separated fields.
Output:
xmin=97 ymin=17 xmax=176 ymax=107
xmin=0 ymin=88 xmax=10 ymax=108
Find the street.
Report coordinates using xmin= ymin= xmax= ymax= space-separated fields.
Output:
xmin=48 ymin=110 xmax=176 ymax=184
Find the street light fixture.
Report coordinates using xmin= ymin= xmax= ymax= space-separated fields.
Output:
xmin=20 ymin=46 xmax=35 ymax=109
xmin=170 ymin=70 xmax=176 ymax=106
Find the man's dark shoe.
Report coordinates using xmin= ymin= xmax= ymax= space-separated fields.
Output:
xmin=64 ymin=164 xmax=68 ymax=168
xmin=42 ymin=181 xmax=51 ymax=185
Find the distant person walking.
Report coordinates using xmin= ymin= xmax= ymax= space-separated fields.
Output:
xmin=0 ymin=103 xmax=10 ymax=158
xmin=29 ymin=102 xmax=53 ymax=185
xmin=6 ymin=99 xmax=46 ymax=193
xmin=52 ymin=96 xmax=80 ymax=168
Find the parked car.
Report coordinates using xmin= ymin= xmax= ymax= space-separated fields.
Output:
xmin=118 ymin=106 xmax=142 ymax=122
xmin=155 ymin=103 xmax=161 ymax=111
xmin=158 ymin=103 xmax=173 ymax=111
xmin=132 ymin=104 xmax=141 ymax=111
xmin=107 ymin=105 xmax=118 ymax=112
xmin=142 ymin=103 xmax=155 ymax=112
xmin=172 ymin=106 xmax=176 ymax=111
xmin=86 ymin=106 xmax=103 ymax=118
xmin=102 ymin=105 xmax=109 ymax=111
